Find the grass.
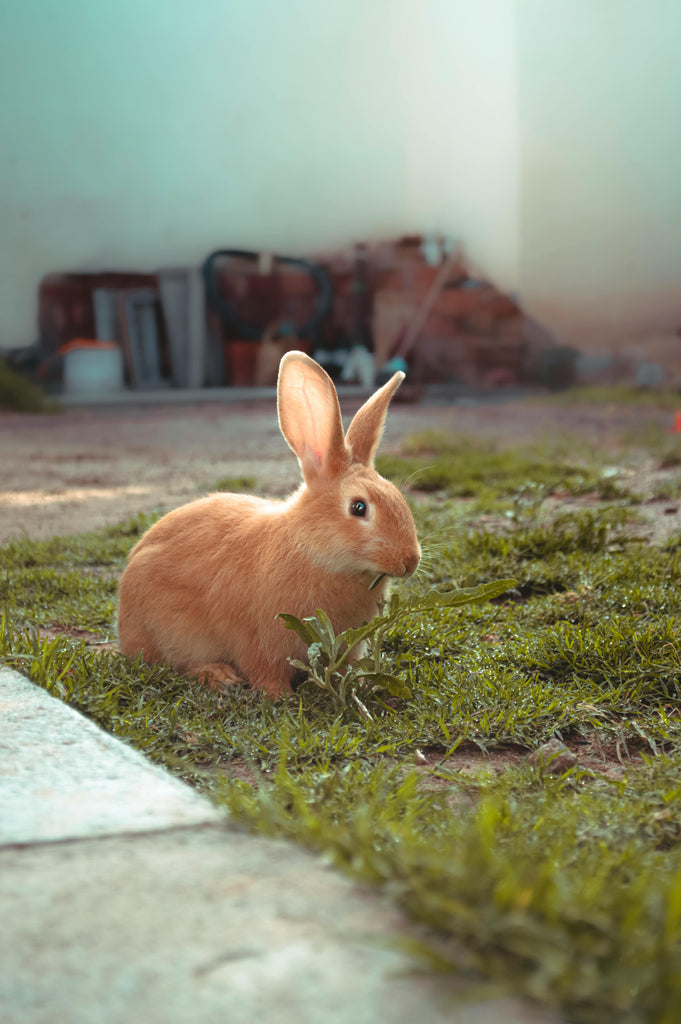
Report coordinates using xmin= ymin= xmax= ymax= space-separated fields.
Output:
xmin=3 ymin=428 xmax=681 ymax=1022
xmin=206 ymin=475 xmax=259 ymax=492
xmin=0 ymin=355 xmax=59 ymax=412
xmin=375 ymin=430 xmax=631 ymax=506
xmin=526 ymin=384 xmax=681 ymax=410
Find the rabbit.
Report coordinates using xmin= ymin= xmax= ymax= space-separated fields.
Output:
xmin=117 ymin=350 xmax=421 ymax=697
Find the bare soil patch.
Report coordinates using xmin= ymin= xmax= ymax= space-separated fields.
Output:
xmin=1 ymin=393 xmax=678 ymax=543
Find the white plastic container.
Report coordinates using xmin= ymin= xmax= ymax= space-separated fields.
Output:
xmin=62 ymin=340 xmax=124 ymax=396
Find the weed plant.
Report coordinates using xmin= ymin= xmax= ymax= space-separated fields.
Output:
xmin=2 ymin=434 xmax=681 ymax=1022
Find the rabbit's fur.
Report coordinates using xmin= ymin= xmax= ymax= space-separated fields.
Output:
xmin=118 ymin=351 xmax=420 ymax=696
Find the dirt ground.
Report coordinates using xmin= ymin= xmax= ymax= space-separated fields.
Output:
xmin=0 ymin=391 xmax=679 ymax=543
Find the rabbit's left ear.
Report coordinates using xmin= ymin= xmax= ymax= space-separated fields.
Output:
xmin=345 ymin=371 xmax=405 ymax=468
xmin=277 ymin=351 xmax=348 ymax=483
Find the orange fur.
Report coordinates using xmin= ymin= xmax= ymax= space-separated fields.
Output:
xmin=118 ymin=352 xmax=420 ymax=696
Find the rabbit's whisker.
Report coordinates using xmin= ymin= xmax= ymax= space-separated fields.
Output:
xmin=403 ymin=465 xmax=436 ymax=489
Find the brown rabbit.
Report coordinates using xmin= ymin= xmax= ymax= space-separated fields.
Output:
xmin=118 ymin=351 xmax=420 ymax=696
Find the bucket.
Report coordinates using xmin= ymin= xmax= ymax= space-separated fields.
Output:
xmin=224 ymin=340 xmax=259 ymax=386
xmin=61 ymin=339 xmax=124 ymax=395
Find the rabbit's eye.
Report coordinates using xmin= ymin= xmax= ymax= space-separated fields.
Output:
xmin=350 ymin=499 xmax=368 ymax=518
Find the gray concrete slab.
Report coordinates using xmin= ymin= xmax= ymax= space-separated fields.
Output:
xmin=0 ymin=827 xmax=559 ymax=1024
xmin=0 ymin=667 xmax=221 ymax=844
xmin=0 ymin=667 xmax=562 ymax=1024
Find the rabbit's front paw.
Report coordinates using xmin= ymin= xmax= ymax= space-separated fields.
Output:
xmin=195 ymin=662 xmax=244 ymax=690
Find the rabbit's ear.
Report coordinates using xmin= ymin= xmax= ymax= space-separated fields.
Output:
xmin=345 ymin=371 xmax=405 ymax=467
xmin=277 ymin=351 xmax=348 ymax=483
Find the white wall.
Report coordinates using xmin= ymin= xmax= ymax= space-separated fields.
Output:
xmin=2 ymin=0 xmax=680 ymax=355
xmin=0 ymin=0 xmax=412 ymax=348
xmin=517 ymin=0 xmax=681 ymax=348
xmin=402 ymin=0 xmax=520 ymax=292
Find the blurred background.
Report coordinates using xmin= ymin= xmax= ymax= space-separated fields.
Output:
xmin=1 ymin=0 xmax=680 ymax=397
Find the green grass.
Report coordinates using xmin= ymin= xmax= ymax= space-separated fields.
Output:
xmin=375 ymin=430 xmax=630 ymax=506
xmin=206 ymin=475 xmax=259 ymax=493
xmin=0 ymin=356 xmax=59 ymax=412
xmin=526 ymin=384 xmax=681 ymax=410
xmin=3 ymin=430 xmax=681 ymax=1022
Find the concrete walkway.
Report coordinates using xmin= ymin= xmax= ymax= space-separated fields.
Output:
xmin=0 ymin=667 xmax=561 ymax=1024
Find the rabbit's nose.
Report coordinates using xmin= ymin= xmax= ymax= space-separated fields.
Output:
xmin=402 ymin=550 xmax=421 ymax=577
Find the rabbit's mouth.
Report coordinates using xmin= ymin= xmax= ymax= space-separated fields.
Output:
xmin=369 ymin=553 xmax=420 ymax=589
xmin=368 ymin=572 xmax=386 ymax=591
